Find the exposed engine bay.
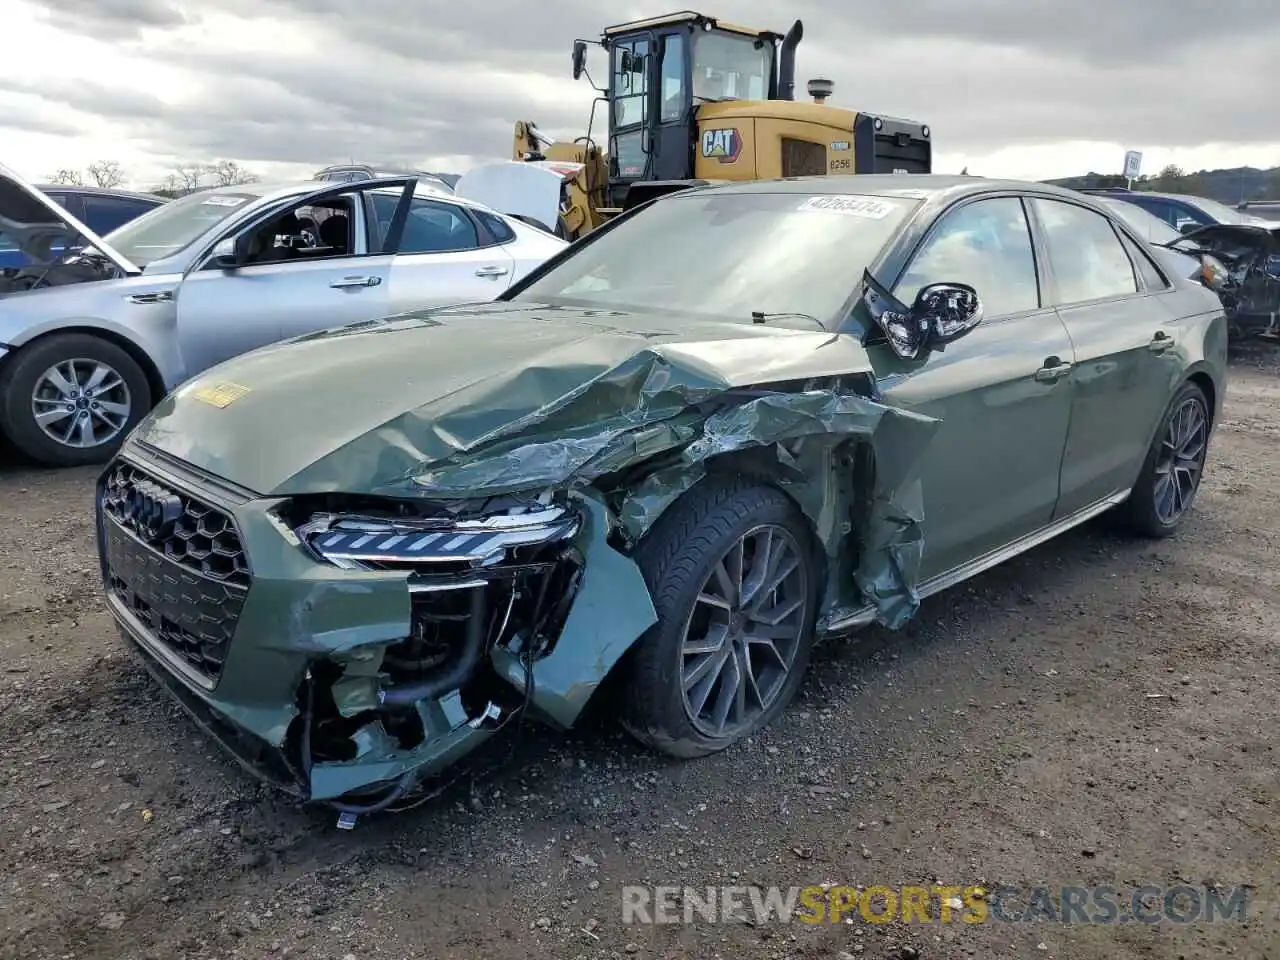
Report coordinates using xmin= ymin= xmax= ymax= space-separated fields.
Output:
xmin=277 ymin=492 xmax=585 ymax=811
xmin=0 ymin=211 xmax=117 ymax=296
xmin=1177 ymin=223 xmax=1280 ymax=338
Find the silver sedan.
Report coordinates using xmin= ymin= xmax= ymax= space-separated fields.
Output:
xmin=0 ymin=166 xmax=567 ymax=466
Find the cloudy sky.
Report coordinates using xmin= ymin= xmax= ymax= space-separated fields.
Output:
xmin=4 ymin=0 xmax=1278 ymax=188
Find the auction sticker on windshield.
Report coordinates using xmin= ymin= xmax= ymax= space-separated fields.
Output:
xmin=798 ymin=196 xmax=898 ymax=218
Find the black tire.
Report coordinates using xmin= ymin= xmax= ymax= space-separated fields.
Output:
xmin=1117 ymin=380 xmax=1211 ymax=538
xmin=0 ymin=333 xmax=152 ymax=467
xmin=620 ymin=478 xmax=820 ymax=759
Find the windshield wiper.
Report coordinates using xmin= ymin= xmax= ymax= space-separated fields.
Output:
xmin=751 ymin=311 xmax=824 ymax=328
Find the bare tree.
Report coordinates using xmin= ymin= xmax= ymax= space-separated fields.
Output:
xmin=209 ymin=159 xmax=259 ymax=186
xmin=170 ymin=162 xmax=212 ymax=194
xmin=48 ymin=168 xmax=85 ymax=186
xmin=87 ymin=160 xmax=126 ymax=189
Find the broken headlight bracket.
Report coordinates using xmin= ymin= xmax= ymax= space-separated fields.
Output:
xmin=288 ymin=498 xmax=583 ymax=825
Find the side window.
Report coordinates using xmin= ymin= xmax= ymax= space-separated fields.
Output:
xmin=1032 ymin=198 xmax=1139 ymax=303
xmin=371 ymin=194 xmax=480 ymax=253
xmin=474 ymin=209 xmax=515 ymax=245
xmin=45 ymin=192 xmax=71 ymax=210
xmin=1117 ymin=232 xmax=1171 ymax=291
xmin=1130 ymin=197 xmax=1176 ymax=228
xmin=83 ymin=196 xmax=155 ymax=234
xmin=895 ymin=197 xmax=1040 ymax=317
xmin=658 ymin=34 xmax=686 ymax=123
xmin=612 ymin=38 xmax=650 ymax=128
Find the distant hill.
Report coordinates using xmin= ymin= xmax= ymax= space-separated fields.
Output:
xmin=1045 ymin=164 xmax=1280 ymax=207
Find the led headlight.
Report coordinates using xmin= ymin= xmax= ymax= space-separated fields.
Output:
xmin=298 ymin=504 xmax=580 ymax=569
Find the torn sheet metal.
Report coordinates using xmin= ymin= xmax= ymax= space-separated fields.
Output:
xmin=134 ymin=302 xmax=940 ymax=623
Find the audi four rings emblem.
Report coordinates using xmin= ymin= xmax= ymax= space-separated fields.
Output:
xmin=123 ymin=480 xmax=183 ymax=540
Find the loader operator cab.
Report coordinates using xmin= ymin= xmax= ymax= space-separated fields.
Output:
xmin=591 ymin=14 xmax=779 ymax=200
xmin=575 ymin=11 xmax=932 ymax=212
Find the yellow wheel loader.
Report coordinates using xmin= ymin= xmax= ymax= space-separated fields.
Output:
xmin=461 ymin=11 xmax=932 ymax=240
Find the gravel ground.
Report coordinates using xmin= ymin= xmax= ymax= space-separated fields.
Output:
xmin=1 ymin=348 xmax=1277 ymax=960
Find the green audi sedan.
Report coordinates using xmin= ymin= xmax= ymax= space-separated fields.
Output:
xmin=94 ymin=176 xmax=1228 ymax=813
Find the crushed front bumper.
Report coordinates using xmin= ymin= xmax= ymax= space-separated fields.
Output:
xmin=95 ymin=444 xmax=657 ymax=804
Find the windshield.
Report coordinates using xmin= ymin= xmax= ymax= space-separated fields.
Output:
xmin=104 ymin=189 xmax=263 ymax=265
xmin=691 ymin=31 xmax=771 ymax=101
xmin=514 ymin=190 xmax=916 ymax=324
xmin=1098 ymin=198 xmax=1181 ymax=244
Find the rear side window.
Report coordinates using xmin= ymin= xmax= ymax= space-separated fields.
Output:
xmin=83 ymin=195 xmax=158 ymax=234
xmin=371 ymin=194 xmax=480 ymax=253
xmin=1031 ymin=198 xmax=1138 ymax=304
xmin=1117 ymin=232 xmax=1171 ymax=291
xmin=474 ymin=209 xmax=515 ymax=244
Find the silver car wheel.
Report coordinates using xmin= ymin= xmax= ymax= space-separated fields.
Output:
xmin=30 ymin=358 xmax=133 ymax=449
xmin=678 ymin=523 xmax=809 ymax=739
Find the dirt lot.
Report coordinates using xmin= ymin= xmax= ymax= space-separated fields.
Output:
xmin=1 ymin=350 xmax=1277 ymax=960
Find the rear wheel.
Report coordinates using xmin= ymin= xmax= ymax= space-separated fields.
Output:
xmin=0 ymin=333 xmax=151 ymax=467
xmin=1117 ymin=381 xmax=1210 ymax=538
xmin=621 ymin=480 xmax=819 ymax=758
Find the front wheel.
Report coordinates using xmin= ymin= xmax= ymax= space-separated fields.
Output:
xmin=0 ymin=333 xmax=152 ymax=467
xmin=1117 ymin=381 xmax=1211 ymax=538
xmin=621 ymin=480 xmax=819 ymax=758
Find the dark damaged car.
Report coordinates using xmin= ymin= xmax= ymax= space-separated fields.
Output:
xmin=95 ymin=176 xmax=1228 ymax=813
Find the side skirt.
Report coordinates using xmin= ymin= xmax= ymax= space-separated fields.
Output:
xmin=822 ymin=489 xmax=1132 ymax=636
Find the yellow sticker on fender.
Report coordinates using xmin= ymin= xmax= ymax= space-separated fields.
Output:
xmin=191 ymin=381 xmax=251 ymax=408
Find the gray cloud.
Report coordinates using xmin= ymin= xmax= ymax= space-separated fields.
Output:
xmin=9 ymin=0 xmax=1280 ymax=181
xmin=38 ymin=0 xmax=188 ymax=39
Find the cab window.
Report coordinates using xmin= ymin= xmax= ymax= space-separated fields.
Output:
xmin=896 ymin=197 xmax=1041 ymax=317
xmin=611 ymin=38 xmax=649 ymax=129
xmin=658 ymin=34 xmax=686 ymax=123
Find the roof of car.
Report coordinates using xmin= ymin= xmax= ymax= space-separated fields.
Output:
xmin=690 ymin=174 xmax=1094 ymax=203
xmin=35 ymin=184 xmax=167 ymax=202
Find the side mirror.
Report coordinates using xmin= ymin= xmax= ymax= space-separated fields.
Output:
xmin=912 ymin=282 xmax=983 ymax=347
xmin=572 ymin=40 xmax=587 ymax=81
xmin=1179 ymin=222 xmax=1199 ymax=236
xmin=209 ymin=234 xmax=250 ymax=270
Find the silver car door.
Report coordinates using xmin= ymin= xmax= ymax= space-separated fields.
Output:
xmin=174 ymin=179 xmax=414 ymax=374
xmin=368 ymin=191 xmax=517 ymax=313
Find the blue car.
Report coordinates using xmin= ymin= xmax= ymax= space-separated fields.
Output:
xmin=0 ymin=185 xmax=165 ymax=270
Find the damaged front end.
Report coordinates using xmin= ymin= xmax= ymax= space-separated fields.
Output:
xmin=99 ymin=308 xmax=940 ymax=813
xmin=96 ymin=454 xmax=659 ymax=812
xmin=1177 ymin=223 xmax=1280 ymax=339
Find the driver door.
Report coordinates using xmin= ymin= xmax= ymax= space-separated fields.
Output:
xmin=868 ymin=195 xmax=1076 ymax=581
xmin=172 ymin=179 xmax=415 ymax=377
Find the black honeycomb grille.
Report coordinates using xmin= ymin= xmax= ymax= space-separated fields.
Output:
xmin=99 ymin=462 xmax=250 ymax=683
xmin=100 ymin=462 xmax=249 ymax=587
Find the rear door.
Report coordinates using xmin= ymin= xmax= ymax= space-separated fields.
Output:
xmin=174 ymin=180 xmax=411 ymax=374
xmin=369 ymin=192 xmax=517 ymax=312
xmin=1028 ymin=196 xmax=1184 ymax=515
xmin=874 ymin=195 xmax=1076 ymax=580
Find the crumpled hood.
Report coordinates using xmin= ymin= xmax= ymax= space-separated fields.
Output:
xmin=134 ymin=302 xmax=877 ymax=496
xmin=1182 ymin=222 xmax=1280 ymax=250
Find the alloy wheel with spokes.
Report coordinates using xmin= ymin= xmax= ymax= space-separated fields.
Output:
xmin=678 ymin=523 xmax=810 ymax=739
xmin=1152 ymin=394 xmax=1208 ymax=525
xmin=30 ymin=358 xmax=133 ymax=449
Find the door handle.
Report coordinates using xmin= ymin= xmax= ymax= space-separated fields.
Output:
xmin=1148 ymin=331 xmax=1174 ymax=353
xmin=1034 ymin=356 xmax=1073 ymax=382
xmin=126 ymin=291 xmax=174 ymax=304
xmin=329 ymin=275 xmax=382 ymax=289
xmin=474 ymin=265 xmax=510 ymax=279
